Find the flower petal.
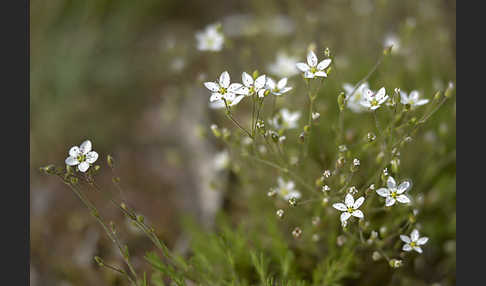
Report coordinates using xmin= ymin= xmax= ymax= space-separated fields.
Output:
xmin=266 ymin=77 xmax=276 ymax=89
xmin=413 ymin=246 xmax=423 ymax=254
xmin=80 ymin=140 xmax=92 ymax=154
xmin=400 ymin=235 xmax=411 ymax=243
xmin=204 ymin=82 xmax=220 ymax=92
xmin=229 ymin=95 xmax=245 ymax=106
xmin=332 ymin=203 xmax=347 ymax=211
xmin=411 ymin=229 xmax=419 ymax=241
xmin=353 ymin=197 xmax=365 ymax=209
xmin=376 ymin=188 xmax=390 ymax=197
xmin=219 ymin=71 xmax=230 ymax=88
xmin=345 ymin=193 xmax=354 ymax=207
xmin=69 ymin=146 xmax=81 ymax=157
xmin=296 ymin=63 xmax=310 ymax=72
xmin=304 ymin=71 xmax=315 ymax=78
xmin=210 ymin=93 xmax=222 ymax=102
xmin=402 ymin=244 xmax=412 ymax=252
xmin=409 ymin=91 xmax=420 ymax=101
xmin=397 ymin=181 xmax=411 ymax=194
xmin=317 ymin=59 xmax=331 ymax=70
xmin=396 ymin=194 xmax=411 ymax=204
xmin=254 ymin=75 xmax=266 ymax=89
xmin=307 ymin=50 xmax=318 ymax=67
xmin=86 ymin=151 xmax=99 ymax=164
xmin=65 ymin=156 xmax=79 ymax=166
xmin=387 ymin=176 xmax=397 ymax=189
xmin=78 ymin=161 xmax=90 ymax=172
xmin=277 ymin=77 xmax=287 ymax=89
xmin=417 ymin=237 xmax=429 ymax=245
xmin=351 ymin=210 xmax=364 ymax=219
xmin=340 ymin=212 xmax=351 ymax=222
xmin=242 ymin=72 xmax=254 ymax=87
xmin=228 ymin=83 xmax=243 ymax=93
xmin=415 ymin=99 xmax=429 ymax=106
xmin=385 ymin=197 xmax=396 ymax=207
xmin=314 ymin=71 xmax=327 ymax=77
xmin=375 ymin=87 xmax=386 ymax=100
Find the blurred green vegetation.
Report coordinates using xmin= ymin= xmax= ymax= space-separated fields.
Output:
xmin=30 ymin=0 xmax=455 ymax=285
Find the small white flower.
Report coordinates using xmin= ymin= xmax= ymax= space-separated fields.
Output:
xmin=267 ymin=51 xmax=299 ymax=78
xmin=332 ymin=193 xmax=365 ymax=224
xmin=271 ymin=108 xmax=301 ymax=130
xmin=213 ymin=150 xmax=229 ymax=171
xmin=342 ymin=82 xmax=371 ymax=113
xmin=311 ymin=112 xmax=320 ymax=120
xmin=204 ymin=71 xmax=245 ymax=108
xmin=239 ymin=72 xmax=268 ymax=98
xmin=383 ymin=34 xmax=401 ymax=54
xmin=275 ymin=177 xmax=301 ymax=200
xmin=65 ymin=140 xmax=99 ymax=172
xmin=400 ymin=229 xmax=429 ymax=253
xmin=266 ymin=77 xmax=292 ymax=96
xmin=195 ymin=23 xmax=224 ymax=52
xmin=296 ymin=50 xmax=331 ymax=79
xmin=360 ymin=87 xmax=389 ymax=110
xmin=400 ymin=90 xmax=429 ymax=108
xmin=376 ymin=176 xmax=411 ymax=207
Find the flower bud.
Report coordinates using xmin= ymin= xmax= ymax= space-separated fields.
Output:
xmin=94 ymin=256 xmax=104 ymax=267
xmin=276 ymin=209 xmax=284 ymax=219
xmin=40 ymin=164 xmax=56 ymax=175
xmin=107 ymin=155 xmax=115 ymax=168
xmin=322 ymin=185 xmax=331 ymax=192
xmin=372 ymin=251 xmax=381 ymax=261
xmin=350 ymin=158 xmax=360 ymax=172
xmin=136 ymin=215 xmax=144 ymax=223
xmin=445 ymin=81 xmax=454 ymax=98
xmin=210 ymin=124 xmax=221 ymax=138
xmin=321 ymin=197 xmax=329 ymax=206
xmin=337 ymin=92 xmax=345 ymax=111
xmin=312 ymin=216 xmax=320 ymax=226
xmin=312 ymin=112 xmax=320 ymax=121
xmin=288 ymin=197 xmax=297 ymax=207
xmin=336 ymin=235 xmax=347 ymax=246
xmin=304 ymin=125 xmax=311 ymax=133
xmin=299 ymin=132 xmax=305 ymax=143
xmin=322 ymin=169 xmax=332 ymax=178
xmin=312 ymin=234 xmax=320 ymax=242
xmin=433 ymin=90 xmax=442 ymax=101
xmin=324 ymin=47 xmax=331 ymax=57
xmin=336 ymin=156 xmax=345 ymax=169
xmin=389 ymin=259 xmax=403 ymax=268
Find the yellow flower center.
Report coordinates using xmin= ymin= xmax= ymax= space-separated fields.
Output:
xmin=219 ymin=87 xmax=227 ymax=94
xmin=371 ymin=99 xmax=379 ymax=106
xmin=410 ymin=242 xmax=416 ymax=247
xmin=77 ymin=154 xmax=86 ymax=162
xmin=347 ymin=207 xmax=354 ymax=213
xmin=391 ymin=191 xmax=397 ymax=198
xmin=310 ymin=66 xmax=317 ymax=73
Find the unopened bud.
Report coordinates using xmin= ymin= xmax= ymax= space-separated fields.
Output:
xmin=312 ymin=112 xmax=320 ymax=121
xmin=210 ymin=124 xmax=221 ymax=138
xmin=107 ymin=155 xmax=115 ymax=168
xmin=389 ymin=259 xmax=403 ymax=268
xmin=323 ymin=169 xmax=332 ymax=178
xmin=367 ymin=132 xmax=376 ymax=142
xmin=433 ymin=90 xmax=442 ymax=101
xmin=276 ymin=209 xmax=284 ymax=219
xmin=372 ymin=251 xmax=381 ymax=261
xmin=312 ymin=216 xmax=320 ymax=226
xmin=322 ymin=185 xmax=331 ymax=192
xmin=288 ymin=197 xmax=298 ymax=207
xmin=445 ymin=82 xmax=454 ymax=98
xmin=94 ymin=256 xmax=104 ymax=266
xmin=338 ymin=92 xmax=345 ymax=111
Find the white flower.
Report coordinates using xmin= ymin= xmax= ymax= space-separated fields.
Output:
xmin=376 ymin=176 xmax=411 ymax=207
xmin=400 ymin=229 xmax=429 ymax=253
xmin=267 ymin=51 xmax=299 ymax=78
xmin=271 ymin=108 xmax=301 ymax=130
xmin=213 ymin=150 xmax=229 ymax=171
xmin=275 ymin=177 xmax=301 ymax=200
xmin=400 ymin=90 xmax=429 ymax=108
xmin=239 ymin=72 xmax=268 ymax=98
xmin=266 ymin=77 xmax=292 ymax=96
xmin=332 ymin=193 xmax=365 ymax=224
xmin=343 ymin=82 xmax=371 ymax=113
xmin=195 ymin=23 xmax=224 ymax=52
xmin=383 ymin=34 xmax=401 ymax=54
xmin=204 ymin=71 xmax=245 ymax=108
xmin=65 ymin=140 xmax=99 ymax=172
xmin=360 ymin=87 xmax=389 ymax=110
xmin=296 ymin=50 xmax=331 ymax=79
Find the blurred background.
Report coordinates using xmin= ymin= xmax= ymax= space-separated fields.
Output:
xmin=30 ymin=0 xmax=455 ymax=285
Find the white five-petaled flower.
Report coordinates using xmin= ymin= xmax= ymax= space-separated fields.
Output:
xmin=333 ymin=193 xmax=365 ymax=224
xmin=267 ymin=51 xmax=299 ymax=78
xmin=266 ymin=77 xmax=292 ymax=96
xmin=204 ymin=71 xmax=245 ymax=108
xmin=275 ymin=177 xmax=301 ymax=200
xmin=376 ymin=176 xmax=411 ymax=207
xmin=400 ymin=90 xmax=429 ymax=108
xmin=65 ymin=140 xmax=99 ymax=172
xmin=195 ymin=23 xmax=224 ymax=52
xmin=271 ymin=108 xmax=301 ymax=130
xmin=400 ymin=229 xmax=428 ymax=253
xmin=296 ymin=50 xmax=331 ymax=79
xmin=360 ymin=87 xmax=389 ymax=110
xmin=239 ymin=72 xmax=268 ymax=98
xmin=343 ymin=82 xmax=371 ymax=113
